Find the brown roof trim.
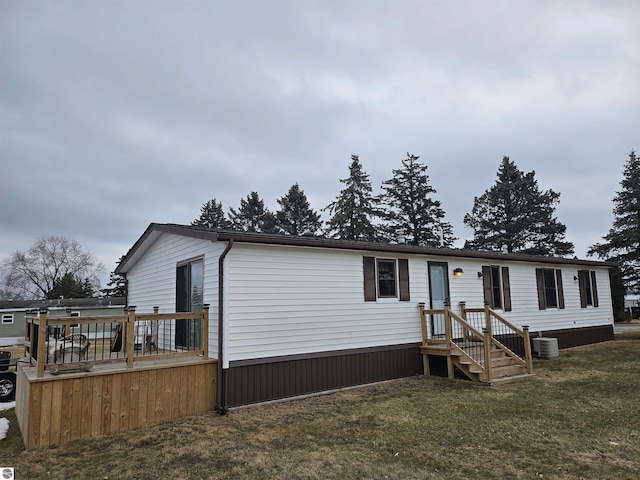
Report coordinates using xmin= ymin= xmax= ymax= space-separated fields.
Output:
xmin=116 ymin=223 xmax=616 ymax=272
xmin=115 ymin=223 xmax=219 ymax=274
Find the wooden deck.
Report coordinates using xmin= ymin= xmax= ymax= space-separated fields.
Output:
xmin=15 ymin=355 xmax=217 ymax=449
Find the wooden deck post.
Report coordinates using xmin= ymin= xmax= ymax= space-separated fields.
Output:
xmin=483 ymin=301 xmax=492 ymax=332
xmin=483 ymin=327 xmax=493 ymax=383
xmin=444 ymin=302 xmax=454 ymax=379
xmin=522 ymin=325 xmax=533 ymax=374
xmin=37 ymin=308 xmax=48 ymax=378
xmin=126 ymin=306 xmax=136 ymax=369
xmin=202 ymin=304 xmax=209 ymax=359
xmin=418 ymin=303 xmax=429 ymax=376
xmin=459 ymin=301 xmax=468 ymax=340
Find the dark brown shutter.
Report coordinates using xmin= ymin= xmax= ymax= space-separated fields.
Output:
xmin=363 ymin=256 xmax=377 ymax=302
xmin=536 ymin=268 xmax=545 ymax=310
xmin=482 ymin=266 xmax=492 ymax=306
xmin=591 ymin=270 xmax=599 ymax=307
xmin=578 ymin=271 xmax=587 ymax=308
xmin=398 ymin=258 xmax=410 ymax=301
xmin=556 ymin=269 xmax=565 ymax=309
xmin=501 ymin=267 xmax=512 ymax=312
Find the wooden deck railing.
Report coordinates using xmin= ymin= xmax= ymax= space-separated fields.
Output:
xmin=23 ymin=305 xmax=210 ymax=378
xmin=419 ymin=302 xmax=533 ymax=382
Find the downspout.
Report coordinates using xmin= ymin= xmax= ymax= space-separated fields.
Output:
xmin=216 ymin=239 xmax=234 ymax=414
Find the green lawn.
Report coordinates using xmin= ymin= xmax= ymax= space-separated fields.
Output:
xmin=2 ymin=332 xmax=639 ymax=479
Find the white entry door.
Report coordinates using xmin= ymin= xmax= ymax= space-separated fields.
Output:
xmin=428 ymin=262 xmax=450 ymax=337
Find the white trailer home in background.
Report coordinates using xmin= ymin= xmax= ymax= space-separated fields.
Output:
xmin=116 ymin=223 xmax=615 ymax=409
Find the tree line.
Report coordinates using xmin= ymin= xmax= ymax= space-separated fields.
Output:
xmin=194 ymin=153 xmax=573 ymax=253
xmin=1 ymin=151 xmax=638 ymax=300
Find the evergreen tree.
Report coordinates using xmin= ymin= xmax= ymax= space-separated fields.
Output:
xmin=101 ymin=256 xmax=127 ymax=298
xmin=588 ymin=150 xmax=640 ymax=291
xmin=192 ymin=198 xmax=231 ymax=229
xmin=463 ymin=156 xmax=574 ymax=256
xmin=324 ymin=154 xmax=382 ymax=242
xmin=275 ymin=183 xmax=322 ymax=235
xmin=48 ymin=272 xmax=95 ymax=299
xmin=229 ymin=191 xmax=278 ymax=233
xmin=380 ymin=152 xmax=455 ymax=247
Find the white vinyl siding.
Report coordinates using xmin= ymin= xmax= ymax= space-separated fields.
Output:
xmin=446 ymin=259 xmax=613 ymax=334
xmin=223 ymin=244 xmax=428 ymax=366
xmin=126 ymin=232 xmax=224 ymax=358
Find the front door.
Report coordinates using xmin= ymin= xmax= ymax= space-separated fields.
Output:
xmin=428 ymin=261 xmax=450 ymax=337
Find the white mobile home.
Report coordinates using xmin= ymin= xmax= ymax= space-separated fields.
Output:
xmin=116 ymin=223 xmax=615 ymax=408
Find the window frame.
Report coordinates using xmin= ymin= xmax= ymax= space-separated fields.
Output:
xmin=578 ymin=270 xmax=599 ymax=308
xmin=363 ymin=256 xmax=410 ymax=302
xmin=536 ymin=268 xmax=565 ymax=310
xmin=376 ymin=258 xmax=398 ymax=299
xmin=482 ymin=266 xmax=512 ymax=311
xmin=1 ymin=314 xmax=14 ymax=325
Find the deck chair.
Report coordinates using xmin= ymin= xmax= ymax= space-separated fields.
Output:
xmin=52 ymin=334 xmax=90 ymax=363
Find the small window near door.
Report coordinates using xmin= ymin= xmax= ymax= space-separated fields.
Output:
xmin=1 ymin=314 xmax=13 ymax=325
xmin=578 ymin=270 xmax=599 ymax=308
xmin=363 ymin=257 xmax=410 ymax=302
xmin=482 ymin=266 xmax=512 ymax=311
xmin=536 ymin=268 xmax=565 ymax=310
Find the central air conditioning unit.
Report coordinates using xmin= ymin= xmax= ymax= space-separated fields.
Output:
xmin=532 ymin=337 xmax=559 ymax=359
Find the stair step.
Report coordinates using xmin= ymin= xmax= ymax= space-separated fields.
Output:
xmin=482 ymin=364 xmax=527 ymax=380
xmin=491 ymin=357 xmax=519 ymax=367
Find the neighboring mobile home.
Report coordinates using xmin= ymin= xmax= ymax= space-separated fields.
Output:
xmin=0 ymin=297 xmax=125 ymax=347
xmin=116 ymin=223 xmax=615 ymax=409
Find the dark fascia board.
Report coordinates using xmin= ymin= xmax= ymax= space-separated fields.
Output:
xmin=116 ymin=223 xmax=616 ymax=271
xmin=115 ymin=223 xmax=219 ymax=274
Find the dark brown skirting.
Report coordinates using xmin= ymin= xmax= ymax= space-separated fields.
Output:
xmin=537 ymin=324 xmax=614 ymax=349
xmin=225 ymin=343 xmax=423 ymax=407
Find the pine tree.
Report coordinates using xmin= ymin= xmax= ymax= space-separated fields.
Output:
xmin=380 ymin=152 xmax=455 ymax=247
xmin=324 ymin=154 xmax=382 ymax=242
xmin=275 ymin=183 xmax=322 ymax=235
xmin=48 ymin=273 xmax=95 ymax=299
xmin=463 ymin=156 xmax=574 ymax=256
xmin=101 ymin=256 xmax=127 ymax=297
xmin=192 ymin=198 xmax=231 ymax=229
xmin=229 ymin=191 xmax=278 ymax=233
xmin=588 ymin=150 xmax=640 ymax=291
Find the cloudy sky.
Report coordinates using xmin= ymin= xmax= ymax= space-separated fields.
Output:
xmin=2 ymin=0 xmax=639 ymax=288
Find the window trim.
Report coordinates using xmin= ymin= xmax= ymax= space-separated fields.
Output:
xmin=578 ymin=270 xmax=599 ymax=308
xmin=363 ymin=256 xmax=410 ymax=302
xmin=482 ymin=266 xmax=512 ymax=311
xmin=1 ymin=314 xmax=14 ymax=325
xmin=376 ymin=258 xmax=398 ymax=298
xmin=536 ymin=268 xmax=565 ymax=310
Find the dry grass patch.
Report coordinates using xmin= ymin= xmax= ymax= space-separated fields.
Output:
xmin=2 ymin=332 xmax=640 ymax=479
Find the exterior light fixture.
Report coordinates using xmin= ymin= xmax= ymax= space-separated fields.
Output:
xmin=453 ymin=268 xmax=464 ymax=278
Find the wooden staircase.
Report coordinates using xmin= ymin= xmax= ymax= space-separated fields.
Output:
xmin=419 ymin=303 xmax=534 ymax=384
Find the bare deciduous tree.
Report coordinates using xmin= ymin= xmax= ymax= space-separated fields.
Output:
xmin=1 ymin=235 xmax=105 ymax=299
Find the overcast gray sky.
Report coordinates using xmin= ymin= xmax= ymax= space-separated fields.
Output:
xmin=2 ymin=0 xmax=639 ymax=288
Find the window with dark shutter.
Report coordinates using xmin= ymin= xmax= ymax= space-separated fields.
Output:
xmin=536 ymin=268 xmax=564 ymax=310
xmin=578 ymin=270 xmax=599 ymax=308
xmin=398 ymin=258 xmax=410 ymax=301
xmin=363 ymin=256 xmax=376 ymax=302
xmin=501 ymin=267 xmax=512 ymax=311
xmin=482 ymin=265 xmax=492 ymax=305
xmin=556 ymin=269 xmax=565 ymax=309
xmin=482 ymin=265 xmax=511 ymax=310
xmin=363 ymin=256 xmax=409 ymax=301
